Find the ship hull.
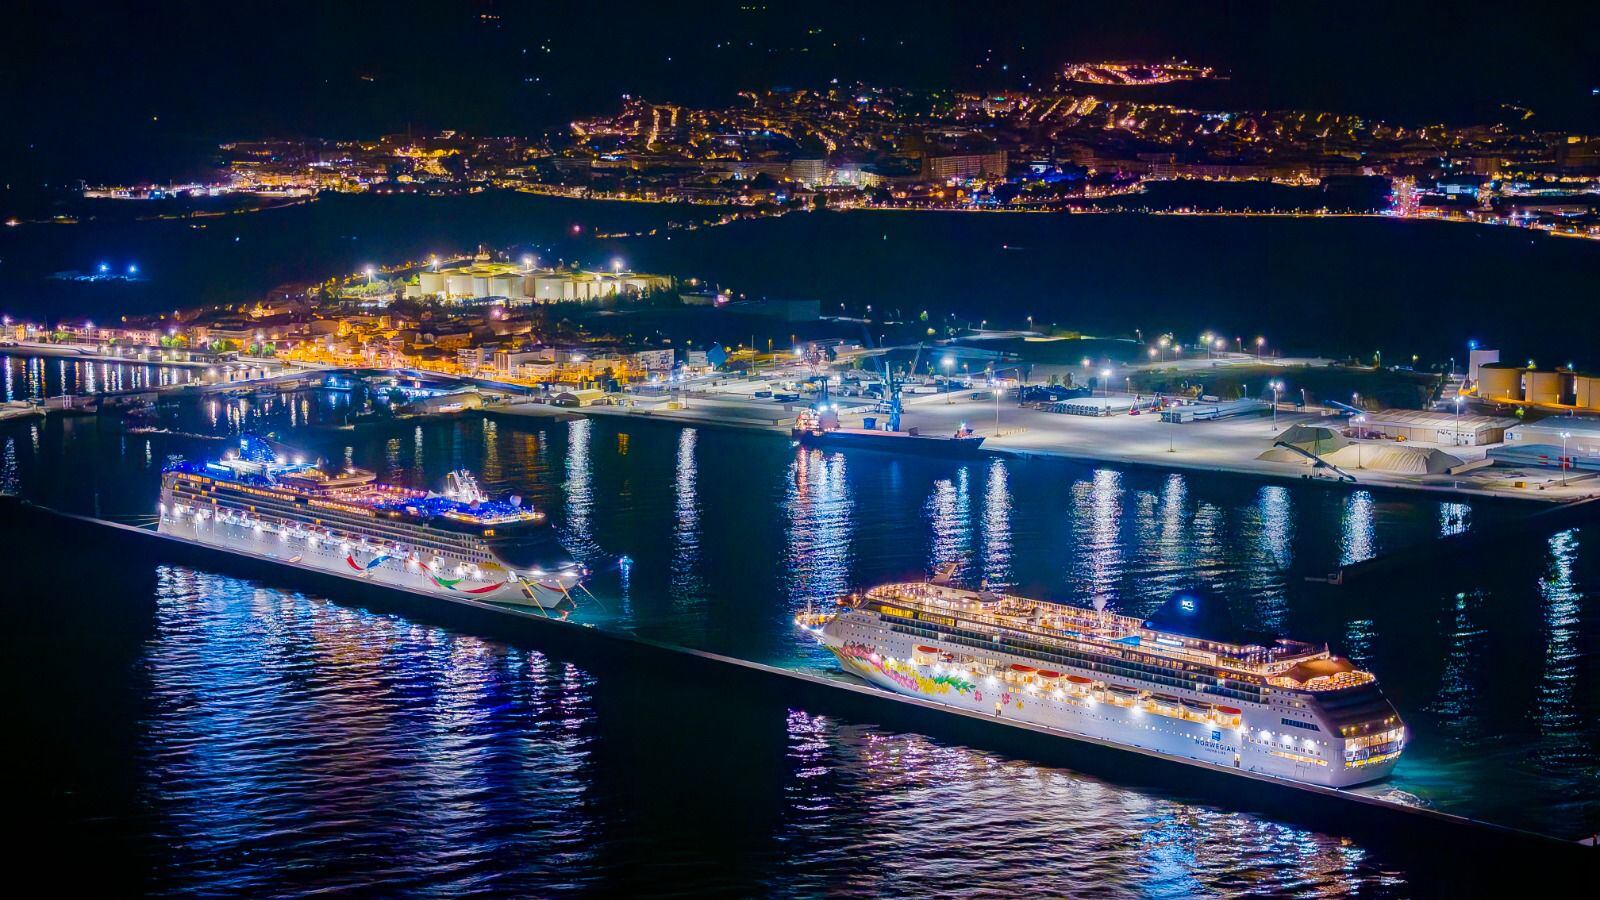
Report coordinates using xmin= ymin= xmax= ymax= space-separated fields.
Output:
xmin=793 ymin=428 xmax=987 ymax=456
xmin=809 ymin=620 xmax=1399 ymax=790
xmin=157 ymin=513 xmax=573 ymax=610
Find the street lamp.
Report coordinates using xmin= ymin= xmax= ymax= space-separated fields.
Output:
xmin=1560 ymin=431 xmax=1571 ymax=486
xmin=1256 ymin=336 xmax=1266 ymax=360
xmin=1201 ymin=332 xmax=1213 ymax=358
xmin=364 ymin=266 xmax=376 ymax=284
xmin=1158 ymin=335 xmax=1170 ymax=362
xmin=1100 ymin=368 xmax=1111 ymax=397
xmin=1453 ymin=395 xmax=1463 ymax=444
xmin=1270 ymin=380 xmax=1283 ymax=429
xmin=994 ymin=388 xmax=1002 ymax=433
xmin=942 ymin=356 xmax=954 ymax=403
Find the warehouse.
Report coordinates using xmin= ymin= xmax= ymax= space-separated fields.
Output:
xmin=1356 ymin=409 xmax=1517 ymax=447
xmin=1504 ymin=416 xmax=1600 ymax=459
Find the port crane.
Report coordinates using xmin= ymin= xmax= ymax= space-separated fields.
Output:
xmin=860 ymin=327 xmax=922 ymax=432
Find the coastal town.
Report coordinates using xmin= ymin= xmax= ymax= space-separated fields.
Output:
xmin=65 ymin=60 xmax=1600 ymax=242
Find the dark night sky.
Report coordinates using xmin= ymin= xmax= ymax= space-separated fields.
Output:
xmin=3 ymin=0 xmax=1596 ymax=183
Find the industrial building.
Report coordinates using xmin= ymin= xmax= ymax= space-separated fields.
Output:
xmin=1476 ymin=362 xmax=1600 ymax=412
xmin=1356 ymin=409 xmax=1517 ymax=446
xmin=1504 ymin=416 xmax=1600 ymax=460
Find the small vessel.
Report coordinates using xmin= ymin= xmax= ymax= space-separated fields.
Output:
xmin=791 ymin=407 xmax=986 ymax=456
xmin=157 ymin=435 xmax=585 ymax=611
xmin=797 ymin=575 xmax=1405 ymax=788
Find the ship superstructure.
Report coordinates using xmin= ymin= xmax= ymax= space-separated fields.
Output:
xmin=798 ymin=578 xmax=1404 ymax=788
xmin=158 ymin=435 xmax=584 ymax=611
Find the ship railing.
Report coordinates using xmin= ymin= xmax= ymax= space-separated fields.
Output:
xmin=867 ymin=583 xmax=1140 ymax=634
xmin=865 ymin=588 xmax=1267 ymax=672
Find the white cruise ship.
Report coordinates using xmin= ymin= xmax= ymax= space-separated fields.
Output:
xmin=158 ymin=436 xmax=585 ymax=611
xmin=798 ymin=574 xmax=1404 ymax=788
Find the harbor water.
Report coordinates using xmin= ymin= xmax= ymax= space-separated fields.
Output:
xmin=4 ymin=376 xmax=1597 ymax=893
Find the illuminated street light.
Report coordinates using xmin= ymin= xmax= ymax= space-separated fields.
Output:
xmin=364 ymin=266 xmax=376 ymax=284
xmin=611 ymin=258 xmax=624 ymax=273
xmin=1269 ymin=380 xmax=1283 ymax=429
xmin=1256 ymin=336 xmax=1266 ymax=359
xmin=1100 ymin=367 xmax=1111 ymax=397
xmin=942 ymin=356 xmax=954 ymax=403
xmin=1561 ymin=431 xmax=1571 ymax=486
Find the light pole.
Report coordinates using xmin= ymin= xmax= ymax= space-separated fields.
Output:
xmin=994 ymin=388 xmax=1001 ymax=433
xmin=1158 ymin=335 xmax=1170 ymax=362
xmin=1270 ymin=380 xmax=1282 ymax=430
xmin=1100 ymin=368 xmax=1111 ymax=398
xmin=942 ymin=356 xmax=954 ymax=403
xmin=1202 ymin=332 xmax=1213 ymax=359
xmin=1256 ymin=336 xmax=1265 ymax=360
xmin=1454 ymin=395 xmax=1463 ymax=445
xmin=1560 ymin=431 xmax=1571 ymax=486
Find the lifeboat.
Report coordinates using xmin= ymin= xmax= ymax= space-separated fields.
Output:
xmin=1105 ymin=684 xmax=1139 ymax=698
xmin=1215 ymin=706 xmax=1242 ymax=716
xmin=1065 ymin=674 xmax=1094 ymax=685
xmin=1009 ymin=664 xmax=1037 ymax=673
xmin=1181 ymin=698 xmax=1212 ymax=713
xmin=1036 ymin=670 xmax=1062 ymax=679
xmin=916 ymin=646 xmax=940 ymax=654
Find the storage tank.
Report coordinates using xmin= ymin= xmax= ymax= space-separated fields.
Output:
xmin=1574 ymin=375 xmax=1600 ymax=412
xmin=446 ymin=273 xmax=475 ymax=297
xmin=418 ymin=271 xmax=447 ymax=295
xmin=1526 ymin=370 xmax=1562 ymax=406
xmin=1476 ymin=364 xmax=1523 ymax=403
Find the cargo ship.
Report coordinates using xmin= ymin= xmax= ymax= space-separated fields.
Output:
xmin=157 ymin=435 xmax=584 ymax=611
xmin=798 ymin=574 xmax=1404 ymax=788
xmin=792 ymin=407 xmax=986 ymax=456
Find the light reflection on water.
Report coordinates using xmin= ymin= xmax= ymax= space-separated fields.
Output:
xmin=777 ymin=711 xmax=1393 ymax=897
xmin=783 ymin=448 xmax=853 ymax=616
xmin=671 ymin=427 xmax=703 ymax=606
xmin=7 ymin=396 xmax=1600 ymax=889
xmin=0 ymin=355 xmax=202 ymax=401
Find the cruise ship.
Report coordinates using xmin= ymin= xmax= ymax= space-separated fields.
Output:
xmin=798 ymin=574 xmax=1405 ymax=788
xmin=158 ymin=436 xmax=585 ymax=611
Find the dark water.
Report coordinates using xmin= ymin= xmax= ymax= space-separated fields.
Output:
xmin=3 ymin=191 xmax=1597 ymax=367
xmin=5 ymin=385 xmax=1598 ymax=893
